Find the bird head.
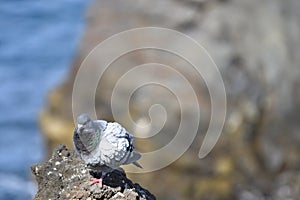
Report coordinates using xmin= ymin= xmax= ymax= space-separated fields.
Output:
xmin=76 ymin=113 xmax=93 ymax=131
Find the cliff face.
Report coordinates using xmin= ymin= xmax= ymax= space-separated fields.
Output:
xmin=31 ymin=145 xmax=156 ymax=200
xmin=39 ymin=0 xmax=300 ymax=199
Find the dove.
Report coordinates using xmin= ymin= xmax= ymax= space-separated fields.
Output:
xmin=73 ymin=113 xmax=142 ymax=187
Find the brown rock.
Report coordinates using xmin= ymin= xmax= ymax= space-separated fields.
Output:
xmin=31 ymin=145 xmax=156 ymax=200
xmin=39 ymin=0 xmax=300 ymax=199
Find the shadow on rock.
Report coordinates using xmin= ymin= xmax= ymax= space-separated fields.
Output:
xmin=31 ymin=145 xmax=156 ymax=200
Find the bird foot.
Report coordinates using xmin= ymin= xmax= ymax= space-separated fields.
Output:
xmin=91 ymin=177 xmax=103 ymax=187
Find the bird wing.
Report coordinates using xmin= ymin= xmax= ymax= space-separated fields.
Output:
xmin=98 ymin=122 xmax=141 ymax=168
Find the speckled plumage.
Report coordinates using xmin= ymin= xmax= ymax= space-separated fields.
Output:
xmin=73 ymin=114 xmax=141 ymax=172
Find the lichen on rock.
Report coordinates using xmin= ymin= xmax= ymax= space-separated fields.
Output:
xmin=31 ymin=145 xmax=155 ymax=200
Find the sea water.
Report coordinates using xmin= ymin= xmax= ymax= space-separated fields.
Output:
xmin=0 ymin=0 xmax=90 ymax=199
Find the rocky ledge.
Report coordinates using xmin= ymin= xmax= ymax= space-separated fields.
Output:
xmin=31 ymin=145 xmax=155 ymax=200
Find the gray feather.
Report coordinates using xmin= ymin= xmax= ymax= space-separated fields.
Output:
xmin=73 ymin=114 xmax=142 ymax=170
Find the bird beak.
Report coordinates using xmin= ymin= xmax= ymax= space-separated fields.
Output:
xmin=77 ymin=124 xmax=83 ymax=130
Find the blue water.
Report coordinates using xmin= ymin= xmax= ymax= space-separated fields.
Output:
xmin=0 ymin=0 xmax=90 ymax=199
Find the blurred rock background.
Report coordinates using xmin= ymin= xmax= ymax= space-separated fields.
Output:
xmin=38 ymin=0 xmax=300 ymax=199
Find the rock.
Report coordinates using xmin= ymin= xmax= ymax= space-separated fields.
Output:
xmin=31 ymin=145 xmax=156 ymax=200
xmin=39 ymin=0 xmax=300 ymax=199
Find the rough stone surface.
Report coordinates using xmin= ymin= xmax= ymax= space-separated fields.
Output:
xmin=31 ymin=145 xmax=156 ymax=200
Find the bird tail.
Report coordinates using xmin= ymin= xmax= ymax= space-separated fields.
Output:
xmin=133 ymin=161 xmax=143 ymax=168
xmin=126 ymin=152 xmax=143 ymax=168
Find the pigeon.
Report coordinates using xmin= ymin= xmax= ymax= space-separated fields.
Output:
xmin=73 ymin=113 xmax=142 ymax=187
